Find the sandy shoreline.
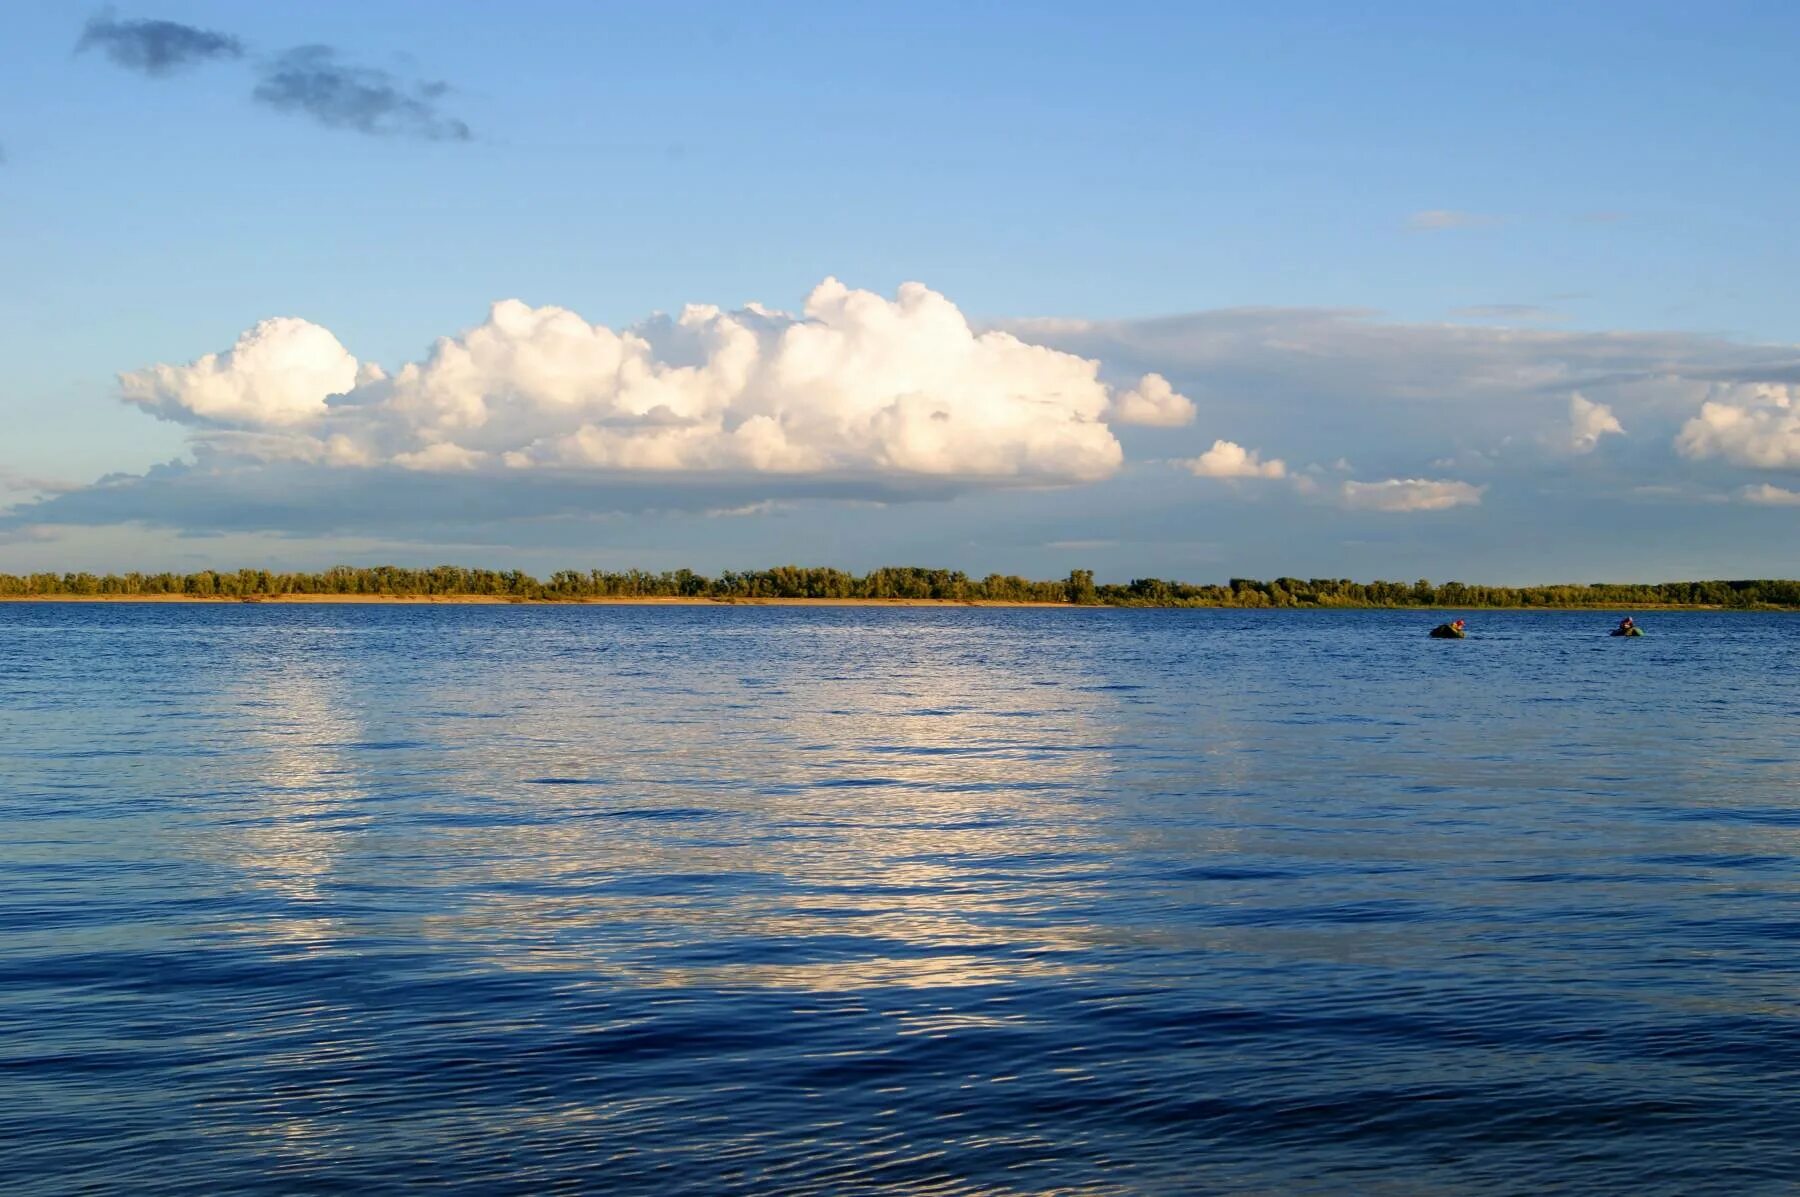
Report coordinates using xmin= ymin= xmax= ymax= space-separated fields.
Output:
xmin=0 ymin=594 xmax=1751 ymax=610
xmin=0 ymin=594 xmax=1071 ymax=607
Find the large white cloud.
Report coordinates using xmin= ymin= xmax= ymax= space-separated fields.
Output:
xmin=1183 ymin=439 xmax=1286 ymax=479
xmin=118 ymin=279 xmax=1196 ymax=486
xmin=1675 ymin=383 xmax=1800 ymax=469
xmin=120 ymin=317 xmax=363 ymax=428
xmin=1566 ymin=392 xmax=1624 ymax=454
xmin=1340 ymin=478 xmax=1483 ymax=512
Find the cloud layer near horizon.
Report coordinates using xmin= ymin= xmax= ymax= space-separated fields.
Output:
xmin=10 ymin=287 xmax=1800 ymax=558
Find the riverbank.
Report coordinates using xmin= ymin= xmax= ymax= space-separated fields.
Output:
xmin=7 ymin=569 xmax=1796 ymax=609
xmin=0 ymin=594 xmax=1766 ymax=610
xmin=0 ymin=593 xmax=1072 ymax=607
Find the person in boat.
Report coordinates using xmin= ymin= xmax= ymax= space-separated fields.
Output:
xmin=1429 ymin=618 xmax=1467 ymax=639
xmin=1612 ymin=616 xmax=1641 ymax=636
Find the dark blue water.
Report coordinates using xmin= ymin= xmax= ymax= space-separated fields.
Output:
xmin=3 ymin=605 xmax=1797 ymax=1194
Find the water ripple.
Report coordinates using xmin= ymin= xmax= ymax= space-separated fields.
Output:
xmin=1 ymin=605 xmax=1797 ymax=1194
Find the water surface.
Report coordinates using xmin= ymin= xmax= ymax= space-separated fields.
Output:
xmin=2 ymin=605 xmax=1797 ymax=1194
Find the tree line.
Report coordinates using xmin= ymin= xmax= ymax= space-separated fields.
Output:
xmin=2 ymin=566 xmax=1799 ymax=608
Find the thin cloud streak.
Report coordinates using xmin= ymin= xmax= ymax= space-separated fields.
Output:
xmin=1340 ymin=478 xmax=1483 ymax=513
xmin=0 ymin=462 xmax=975 ymax=541
xmin=1406 ymin=209 xmax=1505 ymax=232
xmin=1450 ymin=304 xmax=1559 ymax=323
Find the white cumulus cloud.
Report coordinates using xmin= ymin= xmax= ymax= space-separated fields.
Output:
xmin=1340 ymin=477 xmax=1483 ymax=512
xmin=117 ymin=279 xmax=1187 ymax=487
xmin=1675 ymin=383 xmax=1800 ymax=469
xmin=1566 ymin=392 xmax=1624 ymax=453
xmin=1105 ymin=372 xmax=1196 ymax=427
xmin=1740 ymin=482 xmax=1800 ymax=506
xmin=121 ymin=316 xmax=364 ymax=428
xmin=1183 ymin=439 xmax=1286 ymax=479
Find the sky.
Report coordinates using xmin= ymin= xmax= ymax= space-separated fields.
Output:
xmin=3 ymin=1 xmax=1800 ymax=583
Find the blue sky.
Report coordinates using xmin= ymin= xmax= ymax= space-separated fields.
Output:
xmin=4 ymin=1 xmax=1800 ymax=582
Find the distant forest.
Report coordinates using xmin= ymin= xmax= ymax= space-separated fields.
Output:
xmin=3 ymin=566 xmax=1800 ymax=608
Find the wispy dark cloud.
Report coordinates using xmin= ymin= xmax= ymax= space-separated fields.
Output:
xmin=72 ymin=14 xmax=472 ymax=143
xmin=76 ymin=11 xmax=244 ymax=76
xmin=253 ymin=46 xmax=472 ymax=141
